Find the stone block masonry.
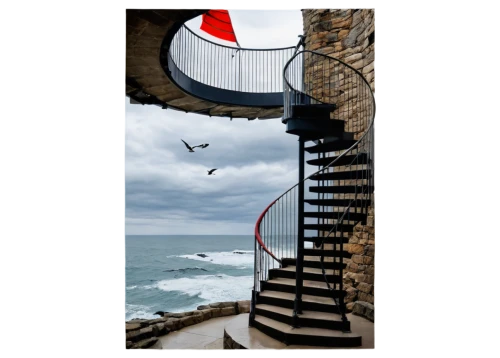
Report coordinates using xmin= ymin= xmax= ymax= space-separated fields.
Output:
xmin=302 ymin=9 xmax=375 ymax=140
xmin=343 ymin=207 xmax=375 ymax=322
xmin=125 ymin=300 xmax=250 ymax=349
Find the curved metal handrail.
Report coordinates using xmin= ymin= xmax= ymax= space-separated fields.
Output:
xmin=182 ymin=24 xmax=295 ymax=52
xmin=283 ymin=50 xmax=376 ymax=106
xmin=254 ymin=199 xmax=280 ymax=263
xmin=160 ymin=22 xmax=299 ymax=108
xmin=254 ymin=49 xmax=375 ymax=259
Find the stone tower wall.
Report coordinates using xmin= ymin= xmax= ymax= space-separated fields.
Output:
xmin=301 ymin=9 xmax=375 ymax=140
xmin=302 ymin=11 xmax=375 ymax=314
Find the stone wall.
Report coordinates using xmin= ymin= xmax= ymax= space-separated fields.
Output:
xmin=344 ymin=208 xmax=374 ymax=322
xmin=125 ymin=300 xmax=250 ymax=349
xmin=301 ymin=9 xmax=375 ymax=141
xmin=223 ymin=330 xmax=246 ymax=349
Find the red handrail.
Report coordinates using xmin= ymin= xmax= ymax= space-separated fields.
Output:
xmin=254 ymin=199 xmax=281 ymax=263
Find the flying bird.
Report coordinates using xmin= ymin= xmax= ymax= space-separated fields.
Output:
xmin=207 ymin=168 xmax=217 ymax=175
xmin=181 ymin=139 xmax=195 ymax=152
xmin=181 ymin=140 xmax=209 ymax=152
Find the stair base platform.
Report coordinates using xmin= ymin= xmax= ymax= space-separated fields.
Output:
xmin=223 ymin=313 xmax=374 ymax=349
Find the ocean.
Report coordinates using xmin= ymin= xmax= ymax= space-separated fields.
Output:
xmin=125 ymin=235 xmax=255 ymax=321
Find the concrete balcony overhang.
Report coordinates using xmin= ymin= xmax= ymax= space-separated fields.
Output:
xmin=126 ymin=10 xmax=285 ymax=119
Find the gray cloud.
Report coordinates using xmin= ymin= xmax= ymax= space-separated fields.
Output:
xmin=126 ymin=10 xmax=305 ymax=235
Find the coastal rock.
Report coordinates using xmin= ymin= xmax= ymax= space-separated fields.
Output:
xmin=198 ymin=309 xmax=212 ymax=321
xmin=236 ymin=300 xmax=250 ymax=314
xmin=179 ymin=315 xmax=196 ymax=328
xmin=164 ymin=318 xmax=180 ymax=331
xmin=150 ymin=325 xmax=159 ymax=337
xmin=197 ymin=305 xmax=210 ymax=310
xmin=352 ymin=301 xmax=374 ymax=322
xmin=127 ymin=319 xmax=150 ymax=327
xmin=220 ymin=307 xmax=236 ymax=317
xmin=126 ymin=341 xmax=133 ymax=349
xmin=193 ymin=312 xmax=204 ymax=324
xmin=154 ymin=323 xmax=169 ymax=337
xmin=196 ymin=253 xmax=208 ymax=258
xmin=211 ymin=308 xmax=222 ymax=318
xmin=126 ymin=326 xmax=154 ymax=343
xmin=165 ymin=311 xmax=194 ymax=318
xmin=126 ymin=323 xmax=142 ymax=332
xmin=148 ymin=317 xmax=168 ymax=324
xmin=128 ymin=318 xmax=147 ymax=322
xmin=132 ymin=337 xmax=159 ymax=349
xmin=223 ymin=330 xmax=246 ymax=349
xmin=209 ymin=301 xmax=235 ymax=309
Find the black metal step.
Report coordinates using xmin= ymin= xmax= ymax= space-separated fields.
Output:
xmin=257 ymin=280 xmax=345 ymax=302
xmin=309 ymin=185 xmax=374 ymax=194
xmin=291 ymin=104 xmax=337 ymax=120
xmin=261 ymin=279 xmax=344 ymax=298
xmin=257 ymin=290 xmax=345 ymax=314
xmin=303 ymin=236 xmax=350 ymax=246
xmin=305 ymin=139 xmax=358 ymax=153
xmin=282 ymin=258 xmax=347 ymax=270
xmin=252 ymin=315 xmax=361 ymax=347
xmin=307 ymin=153 xmax=369 ymax=167
xmin=302 ymin=249 xmax=352 ymax=258
xmin=304 ymin=198 xmax=372 ymax=207
xmin=303 ymin=211 xmax=366 ymax=221
xmin=255 ymin=304 xmax=347 ymax=331
xmin=303 ymin=223 xmax=355 ymax=232
xmin=286 ymin=118 xmax=345 ymax=140
xmin=309 ymin=170 xmax=372 ymax=181
xmin=269 ymin=267 xmax=342 ymax=283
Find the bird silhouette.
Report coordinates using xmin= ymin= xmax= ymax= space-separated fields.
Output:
xmin=181 ymin=140 xmax=209 ymax=152
xmin=207 ymin=168 xmax=217 ymax=175
xmin=181 ymin=139 xmax=195 ymax=152
xmin=194 ymin=143 xmax=209 ymax=149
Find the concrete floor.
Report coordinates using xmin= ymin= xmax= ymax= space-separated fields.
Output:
xmin=226 ymin=313 xmax=374 ymax=349
xmin=156 ymin=313 xmax=373 ymax=349
xmin=157 ymin=316 xmax=236 ymax=349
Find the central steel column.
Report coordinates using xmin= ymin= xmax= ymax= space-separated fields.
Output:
xmin=293 ymin=137 xmax=305 ymax=327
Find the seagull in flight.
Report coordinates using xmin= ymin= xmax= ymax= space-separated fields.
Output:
xmin=181 ymin=139 xmax=195 ymax=152
xmin=207 ymin=168 xmax=217 ymax=175
xmin=181 ymin=139 xmax=209 ymax=152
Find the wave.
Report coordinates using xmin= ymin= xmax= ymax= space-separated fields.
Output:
xmin=174 ymin=250 xmax=255 ymax=267
xmin=126 ymin=304 xmax=156 ymax=321
xmin=126 ymin=285 xmax=138 ymax=290
xmin=162 ymin=267 xmax=208 ymax=273
xmin=155 ymin=274 xmax=253 ymax=304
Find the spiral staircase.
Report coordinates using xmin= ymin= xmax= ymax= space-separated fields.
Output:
xmin=248 ymin=49 xmax=374 ymax=347
xmin=126 ymin=9 xmax=375 ymax=348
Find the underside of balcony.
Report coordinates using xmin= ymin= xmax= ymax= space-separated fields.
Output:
xmin=126 ymin=9 xmax=284 ymax=119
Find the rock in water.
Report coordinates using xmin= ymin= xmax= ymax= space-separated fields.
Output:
xmin=196 ymin=253 xmax=208 ymax=258
xmin=154 ymin=311 xmax=165 ymax=317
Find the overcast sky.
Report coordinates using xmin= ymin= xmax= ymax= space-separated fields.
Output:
xmin=126 ymin=10 xmax=305 ymax=235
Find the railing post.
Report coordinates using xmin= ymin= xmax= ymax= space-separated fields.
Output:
xmin=250 ymin=238 xmax=258 ymax=327
xmin=293 ymin=137 xmax=305 ymax=327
